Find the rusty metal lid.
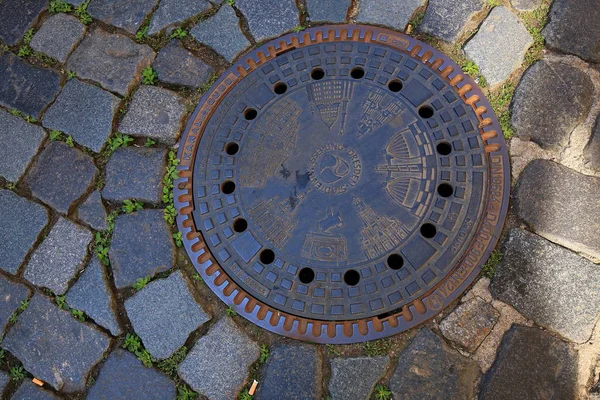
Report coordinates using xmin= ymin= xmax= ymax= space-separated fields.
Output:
xmin=174 ymin=25 xmax=509 ymax=343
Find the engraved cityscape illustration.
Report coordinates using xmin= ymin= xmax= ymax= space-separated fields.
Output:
xmin=239 ymin=82 xmax=431 ymax=264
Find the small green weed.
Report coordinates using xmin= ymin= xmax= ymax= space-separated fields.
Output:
xmin=9 ymin=109 xmax=21 ymax=117
xmin=55 ymin=295 xmax=68 ymax=309
xmin=142 ymin=66 xmax=158 ymax=85
xmin=198 ymin=73 xmax=218 ymax=94
xmin=173 ymin=231 xmax=183 ymax=247
xmin=107 ymin=132 xmax=133 ymax=152
xmin=22 ymin=29 xmax=33 ymax=45
xmin=123 ymin=333 xmax=142 ymax=353
xmin=10 ymin=366 xmax=25 ymax=381
xmin=292 ymin=25 xmax=306 ymax=33
xmin=5 ymin=182 xmax=16 ymax=190
xmin=74 ymin=0 xmax=92 ymax=24
xmin=482 ymin=249 xmax=502 ymax=278
xmin=49 ymin=0 xmax=73 ymax=13
xmin=325 ymin=344 xmax=340 ymax=356
xmin=158 ymin=346 xmax=187 ymax=376
xmin=0 ymin=349 xmax=5 ymax=365
xmin=133 ymin=276 xmax=151 ymax=291
xmin=259 ymin=344 xmax=269 ymax=363
xmin=162 ymin=151 xmax=179 ymax=225
xmin=239 ymin=389 xmax=252 ymax=400
xmin=486 ymin=0 xmax=502 ymax=7
xmin=521 ymin=1 xmax=551 ymax=66
xmin=137 ymin=349 xmax=154 ymax=367
xmin=65 ymin=135 xmax=75 ymax=147
xmin=171 ymin=28 xmax=187 ymax=39
xmin=67 ymin=70 xmax=77 ymax=80
xmin=177 ymin=384 xmax=199 ymax=400
xmin=24 ymin=116 xmax=37 ymax=123
xmin=226 ymin=306 xmax=237 ymax=317
xmin=408 ymin=9 xmax=425 ymax=29
xmin=8 ymin=312 xmax=18 ymax=323
xmin=71 ymin=309 xmax=85 ymax=322
xmin=144 ymin=137 xmax=157 ymax=147
xmin=363 ymin=339 xmax=391 ymax=356
xmin=192 ymin=273 xmax=203 ymax=282
xmin=50 ymin=130 xmax=63 ymax=141
xmin=461 ymin=61 xmax=479 ymax=78
xmin=488 ymin=82 xmax=516 ymax=139
xmin=226 ymin=0 xmax=235 ymax=6
xmin=18 ymin=45 xmax=32 ymax=57
xmin=95 ymin=232 xmax=110 ymax=265
xmin=136 ymin=25 xmax=149 ymax=41
xmin=18 ymin=299 xmax=29 ymax=312
xmin=122 ymin=199 xmax=143 ymax=214
xmin=374 ymin=384 xmax=392 ymax=400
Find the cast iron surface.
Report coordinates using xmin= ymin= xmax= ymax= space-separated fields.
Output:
xmin=174 ymin=25 xmax=510 ymax=343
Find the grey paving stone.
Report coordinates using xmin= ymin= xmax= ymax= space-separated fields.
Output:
xmin=179 ymin=317 xmax=259 ymax=400
xmin=118 ymin=86 xmax=186 ymax=145
xmin=329 ymin=356 xmax=388 ymax=400
xmin=24 ymin=217 xmax=91 ymax=295
xmin=389 ymin=329 xmax=480 ymax=400
xmin=88 ymin=0 xmax=159 ymax=35
xmin=0 ymin=0 xmax=46 ymax=45
xmin=306 ymin=0 xmax=350 ymax=22
xmin=125 ymin=271 xmax=210 ymax=359
xmin=30 ymin=14 xmax=86 ymax=63
xmin=543 ymin=0 xmax=600 ymax=64
xmin=0 ymin=52 xmax=62 ymax=118
xmin=109 ymin=210 xmax=175 ymax=289
xmin=585 ymin=116 xmax=600 ymax=170
xmin=87 ymin=349 xmax=176 ymax=400
xmin=2 ymin=295 xmax=110 ymax=392
xmin=491 ymin=229 xmax=600 ymax=343
xmin=440 ymin=296 xmax=499 ymax=353
xmin=153 ymin=40 xmax=215 ymax=88
xmin=0 ymin=275 xmax=29 ymax=332
xmin=42 ymin=79 xmax=120 ymax=153
xmin=0 ymin=109 xmax=45 ymax=183
xmin=255 ymin=343 xmax=320 ymax=400
xmin=66 ymin=257 xmax=121 ymax=336
xmin=357 ymin=0 xmax=425 ymax=31
xmin=102 ymin=147 xmax=167 ymax=204
xmin=511 ymin=60 xmax=594 ymax=150
xmin=11 ymin=380 xmax=60 ymax=400
xmin=148 ymin=0 xmax=212 ymax=35
xmin=480 ymin=325 xmax=577 ymax=399
xmin=68 ymin=28 xmax=155 ymax=96
xmin=0 ymin=189 xmax=48 ymax=274
xmin=235 ymin=0 xmax=298 ymax=42
xmin=77 ymin=191 xmax=108 ymax=231
xmin=0 ymin=372 xmax=7 ymax=395
xmin=464 ymin=7 xmax=533 ymax=86
xmin=190 ymin=5 xmax=250 ymax=62
xmin=24 ymin=141 xmax=98 ymax=214
xmin=511 ymin=0 xmax=542 ymax=11
xmin=419 ymin=0 xmax=483 ymax=42
xmin=514 ymin=160 xmax=600 ymax=260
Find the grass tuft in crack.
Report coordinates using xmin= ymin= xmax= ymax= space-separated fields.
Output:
xmin=520 ymin=0 xmax=551 ymax=67
xmin=142 ymin=66 xmax=158 ymax=85
xmin=133 ymin=276 xmax=151 ymax=291
xmin=482 ymin=249 xmax=502 ymax=279
xmin=373 ymin=384 xmax=392 ymax=400
xmin=162 ymin=151 xmax=179 ymax=225
xmin=122 ymin=199 xmax=143 ymax=214
xmin=123 ymin=333 xmax=155 ymax=367
xmin=488 ymin=82 xmax=516 ymax=139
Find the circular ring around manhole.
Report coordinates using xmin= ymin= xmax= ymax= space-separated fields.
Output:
xmin=174 ymin=25 xmax=509 ymax=344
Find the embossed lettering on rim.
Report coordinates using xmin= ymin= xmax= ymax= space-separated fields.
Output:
xmin=174 ymin=25 xmax=510 ymax=344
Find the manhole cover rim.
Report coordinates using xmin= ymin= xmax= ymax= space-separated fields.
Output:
xmin=174 ymin=24 xmax=510 ymax=344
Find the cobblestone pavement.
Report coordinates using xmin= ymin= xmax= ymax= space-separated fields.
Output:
xmin=0 ymin=0 xmax=599 ymax=399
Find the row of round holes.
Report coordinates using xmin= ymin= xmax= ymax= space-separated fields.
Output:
xmin=223 ymin=69 xmax=459 ymax=286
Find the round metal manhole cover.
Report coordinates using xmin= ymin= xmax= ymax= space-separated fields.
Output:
xmin=174 ymin=25 xmax=509 ymax=344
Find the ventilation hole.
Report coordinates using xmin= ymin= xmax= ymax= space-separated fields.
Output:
xmin=436 ymin=142 xmax=452 ymax=156
xmin=274 ymin=82 xmax=287 ymax=95
xmin=233 ymin=218 xmax=247 ymax=233
xmin=260 ymin=249 xmax=275 ymax=264
xmin=418 ymin=105 xmax=434 ymax=119
xmin=388 ymin=80 xmax=403 ymax=92
xmin=437 ymin=183 xmax=454 ymax=197
xmin=311 ymin=68 xmax=325 ymax=80
xmin=225 ymin=142 xmax=239 ymax=155
xmin=221 ymin=181 xmax=235 ymax=194
xmin=344 ymin=269 xmax=360 ymax=286
xmin=244 ymin=108 xmax=257 ymax=120
xmin=299 ymin=267 xmax=315 ymax=284
xmin=420 ymin=223 xmax=437 ymax=239
xmin=350 ymin=67 xmax=365 ymax=79
xmin=387 ymin=254 xmax=404 ymax=270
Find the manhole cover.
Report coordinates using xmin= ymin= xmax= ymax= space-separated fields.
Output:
xmin=174 ymin=25 xmax=509 ymax=344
